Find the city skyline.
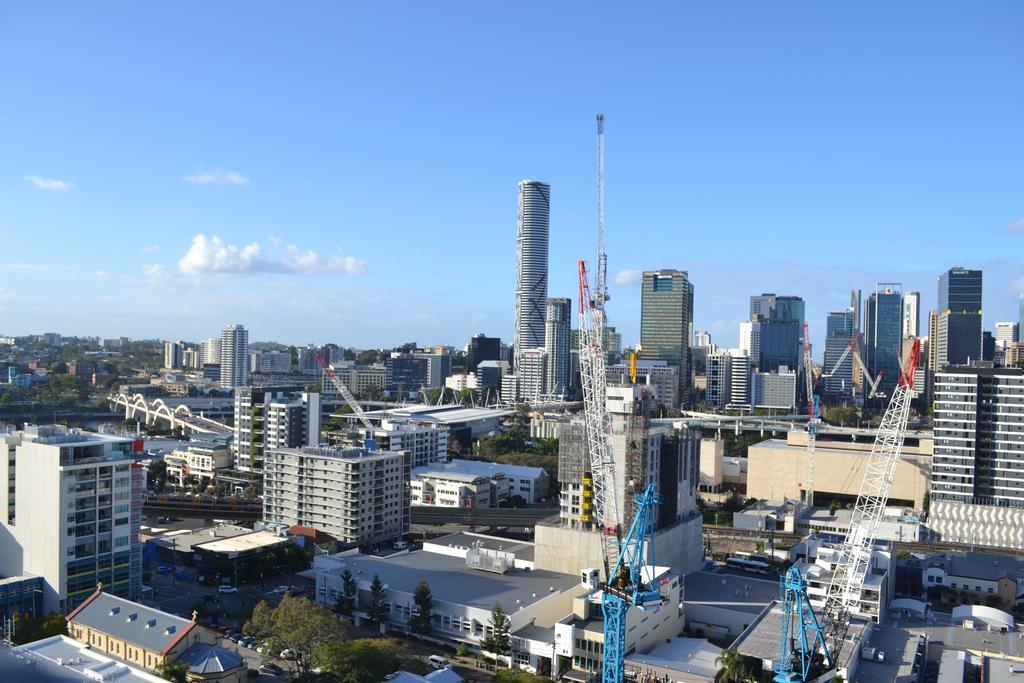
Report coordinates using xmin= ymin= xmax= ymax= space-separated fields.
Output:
xmin=2 ymin=3 xmax=1023 ymax=354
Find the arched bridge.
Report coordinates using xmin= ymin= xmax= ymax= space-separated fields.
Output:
xmin=108 ymin=393 xmax=232 ymax=435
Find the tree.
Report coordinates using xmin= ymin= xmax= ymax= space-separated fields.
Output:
xmin=482 ymin=602 xmax=511 ymax=656
xmin=335 ymin=569 xmax=357 ymax=615
xmin=313 ymin=638 xmax=406 ymax=683
xmin=495 ymin=670 xmax=551 ymax=683
xmin=367 ymin=573 xmax=388 ymax=624
xmin=410 ymin=580 xmax=433 ymax=635
xmin=155 ymin=657 xmax=189 ymax=683
xmin=716 ymin=647 xmax=752 ymax=682
xmin=11 ymin=611 xmax=67 ymax=644
xmin=244 ymin=593 xmax=348 ymax=679
xmin=148 ymin=459 xmax=168 ymax=492
xmin=923 ymin=489 xmax=930 ymax=515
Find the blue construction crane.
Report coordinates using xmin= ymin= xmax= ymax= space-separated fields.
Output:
xmin=774 ymin=566 xmax=831 ymax=683
xmin=601 ymin=483 xmax=667 ymax=683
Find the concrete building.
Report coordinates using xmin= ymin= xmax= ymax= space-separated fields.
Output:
xmin=640 ymin=269 xmax=694 ymax=404
xmin=516 ymin=348 xmax=548 ymax=402
xmin=411 ymin=459 xmax=548 ymax=506
xmin=163 ymin=340 xmax=184 ymax=370
xmin=797 ymin=506 xmax=922 ymax=543
xmin=233 ymin=387 xmax=322 ymax=471
xmin=354 ymin=403 xmax=515 ymax=451
xmin=218 ymin=324 xmax=248 ymax=389
xmin=545 ymin=297 xmax=571 ymax=396
xmin=919 ymin=551 xmax=1024 ymax=612
xmin=8 ymin=635 xmax=168 ymax=683
xmin=693 ymin=330 xmax=712 ymax=349
xmin=515 ymin=180 xmax=550 ymax=365
xmin=66 ymin=590 xmax=243 ymax=682
xmin=324 ymin=361 xmax=387 ymax=398
xmin=705 ymin=348 xmax=751 ymax=409
xmin=330 ymin=416 xmax=449 ymax=470
xmin=902 ymin=291 xmax=921 ymax=338
xmin=930 ymin=366 xmax=1024 ymax=549
xmin=0 ymin=425 xmax=144 ymax=613
xmin=476 ymin=360 xmax=508 ymax=403
xmin=249 ymin=349 xmax=291 ymax=374
xmin=935 ymin=267 xmax=984 ymax=368
xmin=262 ymin=445 xmax=409 ymax=546
xmin=747 ymin=430 xmax=932 ymax=509
xmin=798 ymin=542 xmax=893 ymax=623
xmin=606 ymin=360 xmax=679 ymax=409
xmin=684 ymin=570 xmax=778 ymax=642
xmin=199 ymin=337 xmax=221 ymax=366
xmin=163 ymin=437 xmax=233 ymax=487
xmin=750 ymin=366 xmax=797 ymax=411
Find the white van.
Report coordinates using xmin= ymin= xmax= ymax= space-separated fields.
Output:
xmin=427 ymin=655 xmax=450 ymax=670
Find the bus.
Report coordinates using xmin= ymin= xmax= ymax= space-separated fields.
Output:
xmin=726 ymin=552 xmax=771 ymax=575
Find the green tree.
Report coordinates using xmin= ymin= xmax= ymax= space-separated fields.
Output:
xmin=335 ymin=569 xmax=357 ymax=615
xmin=367 ymin=573 xmax=388 ymax=624
xmin=482 ymin=602 xmax=511 ymax=656
xmin=155 ymin=657 xmax=189 ymax=683
xmin=716 ymin=647 xmax=752 ymax=682
xmin=923 ymin=489 xmax=930 ymax=514
xmin=495 ymin=670 xmax=551 ymax=683
xmin=410 ymin=580 xmax=433 ymax=635
xmin=313 ymin=638 xmax=406 ymax=683
xmin=10 ymin=611 xmax=67 ymax=644
xmin=356 ymin=350 xmax=380 ymax=365
xmin=148 ymin=459 xmax=168 ymax=492
xmin=244 ymin=593 xmax=348 ymax=679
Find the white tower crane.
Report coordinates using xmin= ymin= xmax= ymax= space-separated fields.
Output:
xmin=314 ymin=352 xmax=374 ymax=431
xmin=802 ymin=324 xmax=819 ymax=508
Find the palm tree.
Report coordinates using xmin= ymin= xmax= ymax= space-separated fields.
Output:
xmin=715 ymin=647 xmax=751 ymax=682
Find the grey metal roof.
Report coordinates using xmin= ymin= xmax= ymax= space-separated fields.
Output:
xmin=69 ymin=592 xmax=193 ymax=654
xmin=327 ymin=549 xmax=579 ymax=611
xmin=427 ymin=532 xmax=535 ymax=562
xmin=178 ymin=643 xmax=245 ymax=674
xmin=947 ymin=552 xmax=1024 ymax=582
xmin=684 ymin=570 xmax=779 ymax=615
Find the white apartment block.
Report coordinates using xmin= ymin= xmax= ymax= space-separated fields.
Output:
xmin=324 ymin=362 xmax=387 ymax=398
xmin=218 ymin=324 xmax=249 ymax=389
xmin=233 ymin=388 xmax=322 ymax=471
xmin=249 ymin=350 xmax=292 ymax=374
xmin=411 ymin=459 xmax=548 ymax=507
xmin=164 ymin=438 xmax=233 ymax=487
xmin=750 ymin=366 xmax=797 ymax=411
xmin=706 ymin=349 xmax=750 ymax=409
xmin=517 ymin=348 xmax=548 ymax=402
xmin=0 ymin=426 xmax=144 ymax=613
xmin=331 ymin=417 xmax=449 ymax=470
xmin=262 ymin=446 xmax=410 ymax=546
xmin=798 ymin=541 xmax=893 ymax=623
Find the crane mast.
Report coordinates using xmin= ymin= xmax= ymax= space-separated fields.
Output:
xmin=596 ymin=114 xmax=608 ymax=308
xmin=802 ymin=324 xmax=818 ymax=508
xmin=820 ymin=339 xmax=921 ymax=667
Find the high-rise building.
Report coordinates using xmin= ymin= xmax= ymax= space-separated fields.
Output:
xmin=218 ymin=324 xmax=249 ymax=389
xmin=693 ymin=330 xmax=712 ymax=349
xmin=930 ymin=367 xmax=1024 ymax=549
xmin=603 ymin=326 xmax=623 ymax=364
xmin=1020 ymin=293 xmax=1024 ymax=338
xmin=517 ymin=348 xmax=548 ymax=402
xmin=385 ymin=354 xmax=429 ymax=395
xmin=182 ymin=347 xmax=200 ymax=369
xmin=902 ymin=291 xmax=921 ymax=338
xmin=233 ymin=387 xmax=322 ymax=471
xmin=545 ymin=298 xmax=571 ymax=396
xmin=262 ymin=445 xmax=410 ymax=546
xmin=640 ymin=269 xmax=694 ymax=403
xmin=936 ymin=267 xmax=983 ymax=368
xmin=0 ymin=425 xmax=144 ymax=613
xmin=865 ymin=284 xmax=903 ymax=398
xmin=200 ymin=337 xmax=221 ymax=366
xmin=466 ymin=334 xmax=501 ymax=374
xmin=705 ymin=349 xmax=749 ymax=409
xmin=851 ymin=289 xmax=862 ymax=334
xmin=163 ymin=340 xmax=184 ymax=370
xmin=744 ymin=294 xmax=803 ymax=373
xmin=250 ymin=350 xmax=292 ymax=374
xmin=514 ymin=180 xmax=550 ymax=365
xmin=823 ymin=309 xmax=855 ymax=403
xmin=995 ymin=322 xmax=1020 ymax=346
xmin=750 ymin=367 xmax=797 ymax=411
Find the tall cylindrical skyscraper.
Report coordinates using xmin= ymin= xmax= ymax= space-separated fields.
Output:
xmin=515 ymin=180 xmax=550 ymax=366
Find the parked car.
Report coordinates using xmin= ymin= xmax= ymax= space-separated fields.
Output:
xmin=259 ymin=663 xmax=284 ymax=676
xmin=280 ymin=649 xmax=296 ymax=660
xmin=218 ymin=585 xmax=238 ymax=594
xmin=428 ymin=655 xmax=451 ymax=670
xmin=268 ymin=585 xmax=289 ymax=595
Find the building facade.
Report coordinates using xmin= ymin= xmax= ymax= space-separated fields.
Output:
xmin=262 ymin=446 xmax=410 ymax=546
xmin=218 ymin=324 xmax=249 ymax=389
xmin=640 ymin=269 xmax=694 ymax=403
xmin=865 ymin=285 xmax=903 ymax=398
xmin=545 ymin=297 xmax=571 ymax=396
xmin=936 ymin=268 xmax=983 ymax=368
xmin=233 ymin=387 xmax=321 ymax=471
xmin=902 ymin=291 xmax=921 ymax=338
xmin=514 ymin=180 xmax=550 ymax=363
xmin=823 ymin=309 xmax=855 ymax=403
xmin=930 ymin=366 xmax=1024 ymax=549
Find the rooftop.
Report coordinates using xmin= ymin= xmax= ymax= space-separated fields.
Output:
xmin=177 ymin=643 xmax=245 ymax=674
xmin=7 ymin=635 xmax=165 ymax=683
xmin=947 ymin=551 xmax=1024 ymax=582
xmin=733 ymin=601 xmax=867 ymax=671
xmin=316 ymin=548 xmax=580 ymax=611
xmin=424 ymin=532 xmax=535 ymax=562
xmin=193 ymin=529 xmax=291 ymax=555
xmin=626 ymin=638 xmax=723 ymax=680
xmin=67 ymin=591 xmax=197 ymax=655
xmin=357 ymin=404 xmax=516 ymax=424
xmin=684 ymin=570 xmax=779 ymax=615
xmin=851 ymin=625 xmax=927 ymax=683
xmin=432 ymin=458 xmax=547 ymax=480
xmin=151 ymin=524 xmax=253 ymax=554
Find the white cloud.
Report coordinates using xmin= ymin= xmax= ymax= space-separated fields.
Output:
xmin=94 ymin=271 xmax=108 ymax=281
xmin=613 ymin=269 xmax=643 ymax=286
xmin=1008 ymin=217 xmax=1024 ymax=232
xmin=177 ymin=234 xmax=366 ymax=277
xmin=183 ymin=168 xmax=251 ymax=186
xmin=0 ymin=288 xmax=13 ymax=301
xmin=0 ymin=263 xmax=49 ymax=273
xmin=24 ymin=175 xmax=73 ymax=191
xmin=140 ymin=244 xmax=161 ymax=254
xmin=143 ymin=264 xmax=169 ymax=280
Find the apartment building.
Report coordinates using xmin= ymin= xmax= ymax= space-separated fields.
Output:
xmin=0 ymin=425 xmax=144 ymax=612
xmin=163 ymin=436 xmax=233 ymax=487
xmin=262 ymin=446 xmax=409 ymax=546
xmin=328 ymin=416 xmax=448 ymax=470
xmin=233 ymin=387 xmax=321 ymax=471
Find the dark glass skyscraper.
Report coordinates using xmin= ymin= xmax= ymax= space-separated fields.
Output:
xmin=747 ymin=293 xmax=803 ymax=372
xmin=865 ymin=285 xmax=903 ymax=397
xmin=640 ymin=270 xmax=694 ymax=403
xmin=467 ymin=334 xmax=501 ymax=373
xmin=824 ymin=309 xmax=855 ymax=402
xmin=936 ymin=267 xmax=983 ymax=367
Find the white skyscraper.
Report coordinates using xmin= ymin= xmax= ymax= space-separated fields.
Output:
xmin=514 ymin=180 xmax=550 ymax=367
xmin=995 ymin=322 xmax=1019 ymax=345
xmin=902 ymin=291 xmax=921 ymax=338
xmin=163 ymin=340 xmax=184 ymax=369
xmin=200 ymin=337 xmax=221 ymax=365
xmin=219 ymin=324 xmax=249 ymax=389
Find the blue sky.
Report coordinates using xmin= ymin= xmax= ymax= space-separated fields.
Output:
xmin=2 ymin=2 xmax=1022 ymax=356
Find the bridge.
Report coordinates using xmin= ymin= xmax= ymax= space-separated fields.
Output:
xmin=109 ymin=393 xmax=232 ymax=435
